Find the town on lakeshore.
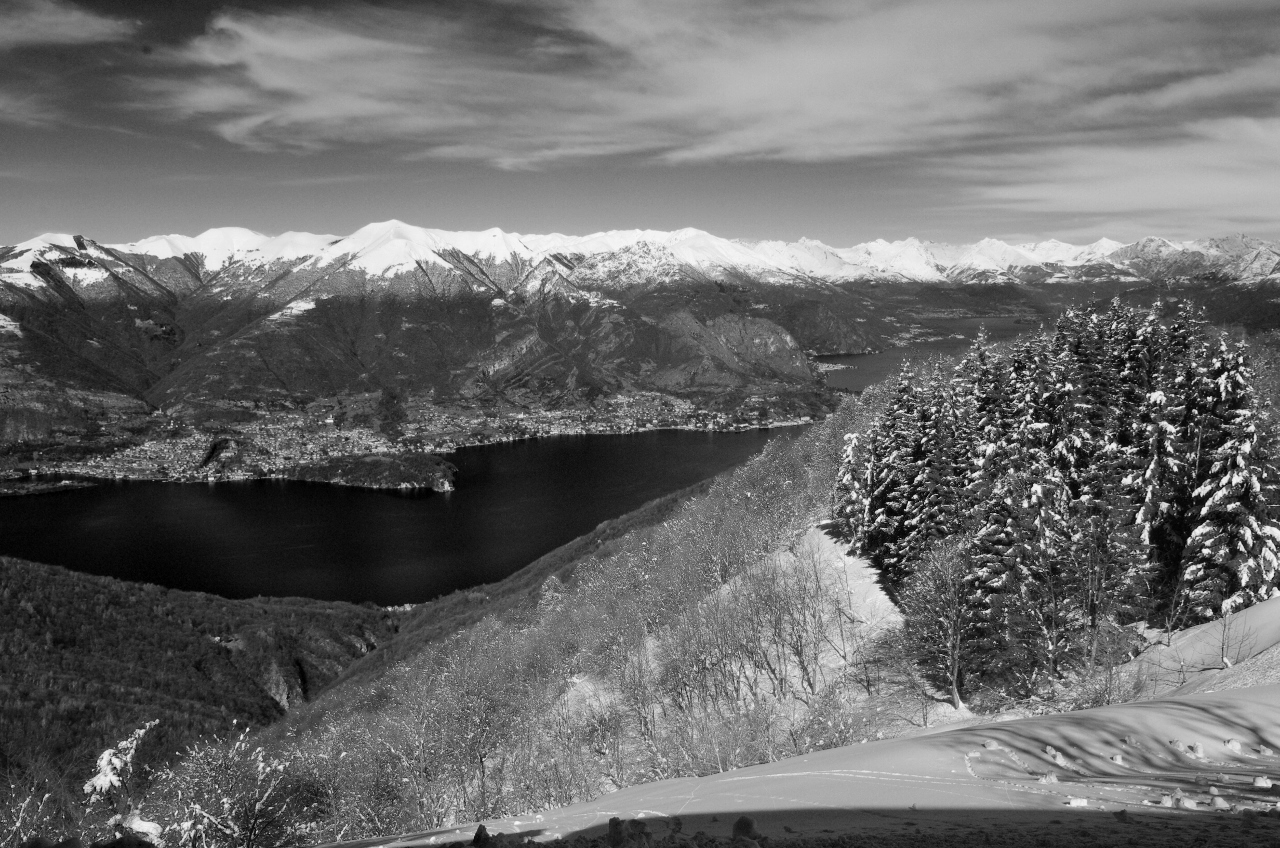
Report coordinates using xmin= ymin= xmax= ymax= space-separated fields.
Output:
xmin=1 ymin=389 xmax=817 ymax=494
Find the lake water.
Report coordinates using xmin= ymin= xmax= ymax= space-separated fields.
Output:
xmin=818 ymin=315 xmax=1037 ymax=392
xmin=0 ymin=428 xmax=794 ymax=605
xmin=0 ymin=317 xmax=1041 ymax=605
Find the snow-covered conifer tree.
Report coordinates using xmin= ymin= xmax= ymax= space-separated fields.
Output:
xmin=1179 ymin=340 xmax=1280 ymax=616
xmin=859 ymin=364 xmax=927 ymax=592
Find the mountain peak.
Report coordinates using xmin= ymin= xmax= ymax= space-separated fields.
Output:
xmin=8 ymin=222 xmax=1278 ymax=285
xmin=16 ymin=233 xmax=78 ymax=251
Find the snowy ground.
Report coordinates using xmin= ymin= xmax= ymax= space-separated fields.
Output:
xmin=333 ymin=683 xmax=1280 ymax=848
xmin=320 ymin=543 xmax=1280 ymax=848
xmin=1126 ymin=595 xmax=1280 ymax=697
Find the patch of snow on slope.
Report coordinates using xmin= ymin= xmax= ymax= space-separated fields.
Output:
xmin=0 ymin=313 xmax=21 ymax=336
xmin=267 ymin=299 xmax=317 ymax=322
xmin=0 ymin=270 xmax=41 ymax=288
xmin=244 ymin=231 xmax=339 ymax=263
xmin=0 ymin=236 xmax=80 ymax=287
xmin=1128 ymin=595 xmax=1280 ymax=697
xmin=1 ymin=234 xmax=79 ymax=271
xmin=63 ymin=265 xmax=112 ymax=287
xmin=13 ymin=233 xmax=78 ymax=253
xmin=795 ymin=526 xmax=899 ymax=632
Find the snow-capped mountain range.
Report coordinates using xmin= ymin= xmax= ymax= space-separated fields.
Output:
xmin=4 ymin=221 xmax=1278 ymax=288
xmin=5 ymin=217 xmax=1280 ymax=456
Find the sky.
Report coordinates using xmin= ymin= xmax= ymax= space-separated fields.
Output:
xmin=1 ymin=0 xmax=1278 ymax=246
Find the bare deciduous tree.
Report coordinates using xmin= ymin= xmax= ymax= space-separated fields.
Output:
xmin=894 ymin=541 xmax=975 ymax=710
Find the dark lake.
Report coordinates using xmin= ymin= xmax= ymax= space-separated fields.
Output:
xmin=818 ymin=315 xmax=1037 ymax=392
xmin=0 ymin=428 xmax=794 ymax=605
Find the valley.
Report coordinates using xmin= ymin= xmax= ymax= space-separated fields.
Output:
xmin=5 ymin=223 xmax=1280 ymax=848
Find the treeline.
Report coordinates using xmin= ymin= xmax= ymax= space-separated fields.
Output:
xmin=831 ymin=302 xmax=1280 ymax=705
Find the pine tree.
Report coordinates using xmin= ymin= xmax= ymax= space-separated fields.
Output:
xmin=860 ymin=364 xmax=928 ymax=593
xmin=1128 ymin=388 xmax=1183 ymax=617
xmin=903 ymin=373 xmax=969 ymax=557
xmin=1179 ymin=340 xmax=1280 ymax=617
xmin=831 ymin=431 xmax=872 ymax=544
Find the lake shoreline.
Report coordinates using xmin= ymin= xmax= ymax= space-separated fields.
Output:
xmin=1 ymin=386 xmax=829 ymax=492
xmin=2 ymin=415 xmax=816 ymax=493
xmin=0 ymin=428 xmax=792 ymax=604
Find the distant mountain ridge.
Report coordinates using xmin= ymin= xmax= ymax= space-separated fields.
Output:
xmin=3 ymin=219 xmax=1280 ymax=473
xmin=4 ymin=221 xmax=1278 ymax=288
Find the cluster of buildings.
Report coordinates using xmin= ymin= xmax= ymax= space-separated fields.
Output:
xmin=46 ymin=415 xmax=399 ymax=482
xmin=31 ymin=392 xmax=811 ymax=485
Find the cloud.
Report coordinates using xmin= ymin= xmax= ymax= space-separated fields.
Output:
xmin=19 ymin=0 xmax=1273 ymax=236
xmin=138 ymin=1 xmax=1280 ymax=170
xmin=0 ymin=90 xmax=58 ymax=125
xmin=0 ymin=0 xmax=136 ymax=125
xmin=969 ymin=116 xmax=1280 ymax=239
xmin=0 ymin=0 xmax=135 ymax=50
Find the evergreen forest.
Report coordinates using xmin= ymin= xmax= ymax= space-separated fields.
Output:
xmin=832 ymin=301 xmax=1280 ymax=705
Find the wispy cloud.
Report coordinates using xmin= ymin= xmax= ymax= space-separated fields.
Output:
xmin=0 ymin=0 xmax=136 ymax=125
xmin=6 ymin=0 xmax=1280 ymax=237
xmin=971 ymin=116 xmax=1280 ymax=240
xmin=0 ymin=0 xmax=135 ymax=50
xmin=139 ymin=1 xmax=1280 ymax=166
xmin=0 ymin=89 xmax=58 ymax=125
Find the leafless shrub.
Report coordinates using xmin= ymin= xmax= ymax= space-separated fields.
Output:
xmin=148 ymin=728 xmax=326 ymax=848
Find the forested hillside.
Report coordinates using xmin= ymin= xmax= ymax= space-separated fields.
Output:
xmin=832 ymin=302 xmax=1280 ymax=706
xmin=0 ymin=559 xmax=400 ymax=772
